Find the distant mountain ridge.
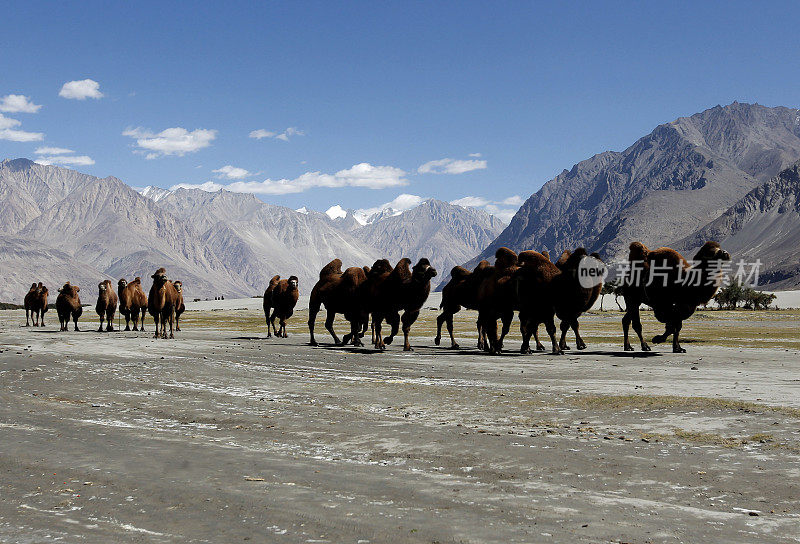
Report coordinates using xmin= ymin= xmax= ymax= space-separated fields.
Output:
xmin=464 ymin=102 xmax=800 ymax=288
xmin=0 ymin=159 xmax=504 ymax=301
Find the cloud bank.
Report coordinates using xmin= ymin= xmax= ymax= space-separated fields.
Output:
xmin=418 ymin=157 xmax=487 ymax=174
xmin=172 ymin=163 xmax=407 ymax=195
xmin=249 ymin=127 xmax=304 ymax=141
xmin=0 ymin=94 xmax=42 ymax=113
xmin=123 ymin=127 xmax=217 ymax=158
xmin=0 ymin=113 xmax=44 ymax=142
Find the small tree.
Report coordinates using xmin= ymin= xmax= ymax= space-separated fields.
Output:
xmin=599 ymin=282 xmax=615 ymax=311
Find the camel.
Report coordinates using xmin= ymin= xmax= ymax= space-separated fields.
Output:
xmin=622 ymin=241 xmax=730 ymax=353
xmin=370 ymin=258 xmax=437 ymax=351
xmin=95 ymin=279 xmax=118 ymax=332
xmin=551 ymin=248 xmax=605 ymax=351
xmin=514 ymin=251 xmax=563 ymax=354
xmin=148 ymin=268 xmax=180 ymax=339
xmin=263 ymin=275 xmax=299 ymax=337
xmin=308 ymin=259 xmax=369 ymax=346
xmin=24 ymin=282 xmax=48 ymax=327
xmin=56 ymin=282 xmax=82 ymax=332
xmin=118 ymin=278 xmax=148 ymax=331
xmin=173 ymin=280 xmax=185 ymax=331
xmin=434 ymin=260 xmax=492 ymax=349
xmin=476 ymin=248 xmax=520 ymax=354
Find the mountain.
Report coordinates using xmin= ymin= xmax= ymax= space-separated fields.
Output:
xmin=468 ymin=103 xmax=800 ymax=278
xmin=350 ymin=199 xmax=505 ymax=280
xmin=152 ymin=188 xmax=378 ymax=291
xmin=677 ymin=160 xmax=800 ymax=289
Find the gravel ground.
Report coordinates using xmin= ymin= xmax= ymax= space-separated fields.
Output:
xmin=1 ymin=309 xmax=799 ymax=543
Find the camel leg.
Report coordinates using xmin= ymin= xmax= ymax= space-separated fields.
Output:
xmin=98 ymin=315 xmax=105 ymax=332
xmin=372 ymin=313 xmax=384 ymax=350
xmin=545 ymin=315 xmax=562 ymax=355
xmin=33 ymin=310 xmax=38 ymax=327
xmin=125 ymin=311 xmax=132 ymax=331
xmin=39 ymin=310 xmax=44 ymax=327
xmin=498 ymin=311 xmax=513 ymax=352
xmin=401 ymin=310 xmax=419 ymax=351
xmin=175 ymin=313 xmax=181 ymax=332
xmin=153 ymin=315 xmax=160 ymax=339
xmin=671 ymin=321 xmax=685 ymax=353
xmin=572 ymin=321 xmax=586 ymax=350
xmin=631 ymin=310 xmax=650 ymax=351
xmin=73 ymin=313 xmax=80 ymax=332
xmin=107 ymin=311 xmax=115 ymax=331
xmin=559 ymin=320 xmax=571 ymax=351
xmin=383 ymin=312 xmax=400 ymax=346
xmin=264 ymin=306 xmax=272 ymax=337
xmin=434 ymin=312 xmax=445 ymax=346
xmin=481 ymin=312 xmax=500 ymax=354
xmin=652 ymin=323 xmax=673 ymax=344
xmin=446 ymin=315 xmax=459 ymax=349
xmin=325 ymin=310 xmax=341 ymax=345
xmin=139 ymin=310 xmax=145 ymax=331
xmin=168 ymin=311 xmax=175 ymax=339
xmin=519 ymin=317 xmax=532 ymax=354
xmin=476 ymin=320 xmax=485 ymax=351
xmin=532 ymin=323 xmax=545 ymax=351
xmin=25 ymin=309 xmax=30 ymax=327
xmin=308 ymin=300 xmax=320 ymax=346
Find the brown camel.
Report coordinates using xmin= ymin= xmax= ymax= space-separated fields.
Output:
xmin=118 ymin=278 xmax=148 ymax=331
xmin=148 ymin=268 xmax=179 ymax=339
xmin=622 ymin=241 xmax=730 ymax=353
xmin=476 ymin=247 xmax=520 ymax=354
xmin=24 ymin=283 xmax=49 ymax=327
xmin=308 ymin=259 xmax=369 ymax=346
xmin=263 ymin=275 xmax=299 ymax=337
xmin=56 ymin=282 xmax=82 ymax=332
xmin=434 ymin=260 xmax=492 ymax=349
xmin=370 ymin=258 xmax=437 ymax=351
xmin=173 ymin=280 xmax=185 ymax=331
xmin=95 ymin=279 xmax=119 ymax=332
xmin=551 ymin=248 xmax=605 ymax=351
xmin=514 ymin=251 xmax=563 ymax=354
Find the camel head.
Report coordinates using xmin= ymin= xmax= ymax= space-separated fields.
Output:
xmin=98 ymin=282 xmax=107 ymax=292
xmin=371 ymin=259 xmax=392 ymax=276
xmin=29 ymin=283 xmax=38 ymax=291
xmin=39 ymin=285 xmax=48 ymax=296
xmin=118 ymin=278 xmax=128 ymax=289
xmin=173 ymin=280 xmax=183 ymax=293
xmin=288 ymin=276 xmax=298 ymax=289
xmin=628 ymin=242 xmax=649 ymax=262
xmin=693 ymin=241 xmax=731 ymax=263
xmin=151 ymin=268 xmax=169 ymax=286
xmin=412 ymin=258 xmax=437 ymax=281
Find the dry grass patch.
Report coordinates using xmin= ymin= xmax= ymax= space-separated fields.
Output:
xmin=570 ymin=394 xmax=800 ymax=418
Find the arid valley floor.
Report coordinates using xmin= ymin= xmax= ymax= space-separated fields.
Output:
xmin=1 ymin=302 xmax=799 ymax=543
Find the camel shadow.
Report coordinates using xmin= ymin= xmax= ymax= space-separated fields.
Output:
xmin=572 ymin=350 xmax=662 ymax=358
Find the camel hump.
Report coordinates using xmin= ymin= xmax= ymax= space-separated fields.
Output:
xmin=29 ymin=283 xmax=38 ymax=291
xmin=319 ymin=259 xmax=342 ymax=279
xmin=628 ymin=241 xmax=649 ymax=261
xmin=541 ymin=250 xmax=550 ymax=261
xmin=269 ymin=275 xmax=281 ymax=287
xmin=651 ymin=247 xmax=689 ymax=268
xmin=341 ymin=266 xmax=366 ymax=286
xmin=450 ymin=265 xmax=470 ymax=280
xmin=370 ymin=259 xmax=392 ymax=276
xmin=517 ymin=250 xmax=549 ymax=268
xmin=392 ymin=258 xmax=412 ymax=281
xmin=474 ymin=260 xmax=490 ymax=272
xmin=494 ymin=247 xmax=518 ymax=271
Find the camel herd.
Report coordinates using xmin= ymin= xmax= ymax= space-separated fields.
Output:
xmin=20 ymin=240 xmax=731 ymax=354
xmin=23 ymin=268 xmax=186 ymax=338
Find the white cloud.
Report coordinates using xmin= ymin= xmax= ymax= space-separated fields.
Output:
xmin=0 ymin=113 xmax=44 ymax=141
xmin=325 ymin=204 xmax=348 ymax=219
xmin=171 ymin=162 xmax=407 ymax=195
xmin=450 ymin=196 xmax=489 ymax=207
xmin=35 ymin=155 xmax=95 ymax=166
xmin=213 ymin=165 xmax=251 ymax=179
xmin=450 ymin=194 xmax=523 ymax=224
xmin=123 ymin=126 xmax=217 ymax=158
xmin=249 ymin=127 xmax=304 ymax=141
xmin=35 ymin=146 xmax=73 ymax=155
xmin=501 ymin=195 xmax=524 ymax=206
xmin=353 ymin=194 xmax=425 ymax=223
xmin=0 ymin=94 xmax=42 ymax=113
xmin=468 ymin=152 xmax=482 ymax=158
xmin=59 ymin=79 xmax=104 ymax=100
xmin=418 ymin=157 xmax=487 ymax=174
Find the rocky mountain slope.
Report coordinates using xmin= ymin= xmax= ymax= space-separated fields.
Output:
xmin=466 ymin=102 xmax=800 ymax=286
xmin=677 ymin=160 xmax=800 ymax=289
xmin=350 ymin=199 xmax=505 ymax=278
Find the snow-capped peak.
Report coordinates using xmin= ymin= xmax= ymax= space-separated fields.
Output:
xmin=140 ymin=185 xmax=172 ymax=202
xmin=295 ymin=206 xmax=310 ymax=215
xmin=325 ymin=204 xmax=348 ymax=220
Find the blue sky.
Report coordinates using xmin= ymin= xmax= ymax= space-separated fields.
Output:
xmin=2 ymin=1 xmax=800 ymax=221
